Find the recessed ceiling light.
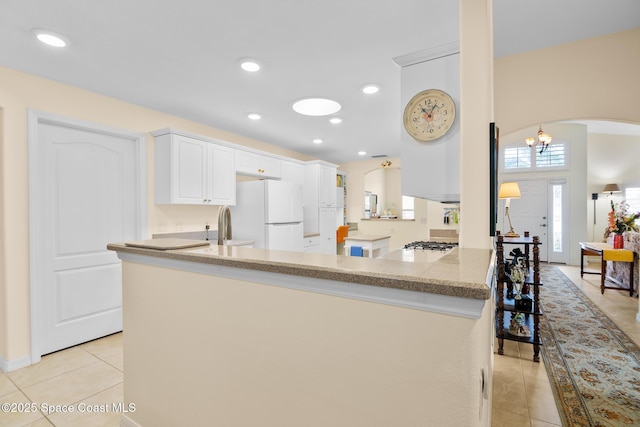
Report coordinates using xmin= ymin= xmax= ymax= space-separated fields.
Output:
xmin=361 ymin=84 xmax=380 ymax=94
xmin=247 ymin=113 xmax=262 ymax=120
xmin=312 ymin=139 xmax=323 ymax=144
xmin=32 ymin=28 xmax=68 ymax=47
xmin=292 ymin=98 xmax=341 ymax=116
xmin=239 ymin=58 xmax=261 ymax=72
xmin=329 ymin=117 xmax=342 ymax=124
xmin=358 ymin=151 xmax=367 ymax=156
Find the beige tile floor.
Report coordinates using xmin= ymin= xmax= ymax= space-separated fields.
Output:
xmin=491 ymin=264 xmax=640 ymax=427
xmin=0 ymin=333 xmax=123 ymax=426
xmin=0 ymin=265 xmax=638 ymax=427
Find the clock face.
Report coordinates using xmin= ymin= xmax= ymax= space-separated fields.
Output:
xmin=403 ymin=89 xmax=456 ymax=142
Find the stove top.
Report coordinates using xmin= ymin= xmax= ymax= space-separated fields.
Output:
xmin=403 ymin=241 xmax=459 ymax=251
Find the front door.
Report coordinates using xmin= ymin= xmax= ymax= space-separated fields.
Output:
xmin=29 ymin=112 xmax=145 ymax=360
xmin=503 ymin=178 xmax=568 ymax=263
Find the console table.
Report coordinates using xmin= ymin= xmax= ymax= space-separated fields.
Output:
xmin=579 ymin=241 xmax=635 ymax=296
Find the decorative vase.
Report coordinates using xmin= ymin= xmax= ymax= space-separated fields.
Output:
xmin=613 ymin=234 xmax=624 ymax=249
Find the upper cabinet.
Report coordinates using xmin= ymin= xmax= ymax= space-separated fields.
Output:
xmin=235 ymin=150 xmax=282 ymax=179
xmin=153 ymin=130 xmax=235 ymax=205
xmin=153 ymin=128 xmax=328 ymax=211
xmin=304 ymin=162 xmax=338 ymax=209
xmin=281 ymin=160 xmax=304 ymax=186
xmin=319 ymin=165 xmax=337 ymax=207
xmin=207 ymin=143 xmax=236 ymax=205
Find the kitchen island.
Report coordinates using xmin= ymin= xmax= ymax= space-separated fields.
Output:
xmin=108 ymin=242 xmax=495 ymax=427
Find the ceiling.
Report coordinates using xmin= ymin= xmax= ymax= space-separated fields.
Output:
xmin=1 ymin=1 xmax=639 ymax=164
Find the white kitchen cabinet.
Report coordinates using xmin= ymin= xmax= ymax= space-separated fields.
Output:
xmin=235 ymin=149 xmax=282 ymax=179
xmin=319 ymin=165 xmax=337 ymax=207
xmin=304 ymin=162 xmax=337 ymax=212
xmin=303 ymin=161 xmax=339 ymax=254
xmin=319 ymin=207 xmax=337 ymax=254
xmin=281 ymin=160 xmax=304 ymax=186
xmin=302 ymin=234 xmax=321 ymax=253
xmin=154 ymin=132 xmax=235 ymax=205
xmin=207 ymin=143 xmax=236 ymax=205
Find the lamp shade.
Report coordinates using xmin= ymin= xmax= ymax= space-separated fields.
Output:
xmin=602 ymin=183 xmax=621 ymax=194
xmin=498 ymin=182 xmax=521 ymax=199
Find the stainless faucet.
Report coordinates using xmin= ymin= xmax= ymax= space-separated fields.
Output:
xmin=217 ymin=205 xmax=232 ymax=245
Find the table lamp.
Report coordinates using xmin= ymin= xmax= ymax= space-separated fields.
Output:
xmin=602 ymin=183 xmax=621 ymax=196
xmin=498 ymin=182 xmax=521 ymax=238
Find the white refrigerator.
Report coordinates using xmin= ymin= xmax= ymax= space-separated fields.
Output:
xmin=230 ymin=180 xmax=304 ymax=252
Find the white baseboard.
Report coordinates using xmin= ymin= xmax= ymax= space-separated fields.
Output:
xmin=121 ymin=414 xmax=143 ymax=427
xmin=0 ymin=355 xmax=32 ymax=373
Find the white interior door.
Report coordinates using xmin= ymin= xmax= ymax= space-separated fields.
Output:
xmin=29 ymin=112 xmax=145 ymax=360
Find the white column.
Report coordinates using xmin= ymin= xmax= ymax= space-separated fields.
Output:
xmin=459 ymin=0 xmax=494 ymax=249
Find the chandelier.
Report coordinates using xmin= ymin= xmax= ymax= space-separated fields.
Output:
xmin=525 ymin=125 xmax=552 ymax=154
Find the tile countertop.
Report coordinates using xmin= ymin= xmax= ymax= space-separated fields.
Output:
xmin=107 ymin=243 xmax=493 ymax=300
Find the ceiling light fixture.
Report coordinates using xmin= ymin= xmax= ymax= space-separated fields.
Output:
xmin=247 ymin=113 xmax=261 ymax=120
xmin=312 ymin=139 xmax=323 ymax=144
xmin=525 ymin=124 xmax=552 ymax=154
xmin=292 ymin=98 xmax=341 ymax=116
xmin=361 ymin=84 xmax=380 ymax=94
xmin=239 ymin=58 xmax=261 ymax=72
xmin=32 ymin=28 xmax=68 ymax=47
xmin=329 ymin=117 xmax=342 ymax=124
xmin=358 ymin=151 xmax=367 ymax=156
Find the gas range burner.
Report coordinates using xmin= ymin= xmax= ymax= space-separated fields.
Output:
xmin=403 ymin=241 xmax=459 ymax=251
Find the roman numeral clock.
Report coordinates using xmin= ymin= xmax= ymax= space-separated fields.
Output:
xmin=403 ymin=89 xmax=456 ymax=142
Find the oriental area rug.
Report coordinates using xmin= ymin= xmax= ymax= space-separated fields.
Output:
xmin=539 ymin=265 xmax=640 ymax=426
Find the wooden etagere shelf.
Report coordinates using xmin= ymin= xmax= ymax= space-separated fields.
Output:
xmin=495 ymin=231 xmax=543 ymax=362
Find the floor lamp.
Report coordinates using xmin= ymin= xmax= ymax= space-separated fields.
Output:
xmin=499 ymin=182 xmax=521 ymax=238
xmin=592 ymin=193 xmax=598 ymax=241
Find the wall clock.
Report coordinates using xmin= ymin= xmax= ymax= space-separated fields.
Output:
xmin=403 ymin=89 xmax=456 ymax=142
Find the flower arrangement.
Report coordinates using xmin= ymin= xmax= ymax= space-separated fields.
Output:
xmin=608 ymin=200 xmax=640 ymax=235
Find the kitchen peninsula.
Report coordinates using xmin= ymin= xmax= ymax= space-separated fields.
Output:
xmin=108 ymin=242 xmax=494 ymax=427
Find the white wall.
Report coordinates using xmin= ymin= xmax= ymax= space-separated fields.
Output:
xmin=495 ymin=28 xmax=640 ymax=264
xmin=498 ymin=123 xmax=588 ymax=266
xmin=495 ymin=29 xmax=640 ymax=135
xmin=588 ymin=133 xmax=640 ymax=241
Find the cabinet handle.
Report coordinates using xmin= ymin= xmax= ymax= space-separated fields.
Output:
xmin=258 ymin=168 xmax=265 ymax=173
